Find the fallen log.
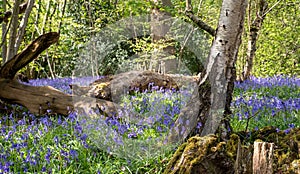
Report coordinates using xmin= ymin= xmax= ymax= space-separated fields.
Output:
xmin=0 ymin=78 xmax=120 ymax=116
xmin=71 ymin=71 xmax=198 ymax=102
xmin=0 ymin=32 xmax=121 ymax=116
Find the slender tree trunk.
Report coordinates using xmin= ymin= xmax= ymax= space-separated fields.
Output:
xmin=168 ymin=0 xmax=247 ymax=143
xmin=1 ymin=0 xmax=7 ymax=65
xmin=186 ymin=0 xmax=192 ymax=11
xmin=27 ymin=0 xmax=42 ymax=79
xmin=15 ymin=0 xmax=35 ymax=55
xmin=58 ymin=0 xmax=67 ymax=33
xmin=6 ymin=0 xmax=21 ymax=61
xmin=41 ymin=0 xmax=51 ymax=35
xmin=150 ymin=0 xmax=177 ymax=73
xmin=242 ymin=0 xmax=268 ymax=80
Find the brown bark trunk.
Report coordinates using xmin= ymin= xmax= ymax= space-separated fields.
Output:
xmin=0 ymin=32 xmax=122 ymax=116
xmin=242 ymin=0 xmax=268 ymax=80
xmin=71 ymin=70 xmax=194 ymax=102
xmin=0 ymin=2 xmax=28 ymax=24
xmin=0 ymin=78 xmax=120 ymax=116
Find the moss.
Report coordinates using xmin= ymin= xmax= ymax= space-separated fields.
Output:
xmin=226 ymin=133 xmax=239 ymax=158
xmin=164 ymin=134 xmax=234 ymax=174
xmin=165 ymin=128 xmax=300 ymax=173
xmin=163 ymin=142 xmax=187 ymax=174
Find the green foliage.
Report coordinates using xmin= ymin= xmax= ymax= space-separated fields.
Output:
xmin=237 ymin=0 xmax=300 ymax=77
xmin=1 ymin=0 xmax=298 ymax=78
xmin=254 ymin=0 xmax=300 ymax=76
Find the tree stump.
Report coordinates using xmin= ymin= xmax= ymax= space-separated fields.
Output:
xmin=252 ymin=141 xmax=274 ymax=174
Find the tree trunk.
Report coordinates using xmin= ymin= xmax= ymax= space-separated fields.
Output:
xmin=6 ymin=0 xmax=21 ymax=61
xmin=150 ymin=0 xmax=176 ymax=72
xmin=0 ymin=32 xmax=59 ymax=79
xmin=15 ymin=0 xmax=35 ymax=54
xmin=242 ymin=0 xmax=268 ymax=80
xmin=0 ymin=2 xmax=28 ymax=24
xmin=167 ymin=0 xmax=247 ymax=143
xmin=1 ymin=0 xmax=7 ymax=65
xmin=70 ymin=70 xmax=188 ymax=102
xmin=252 ymin=141 xmax=274 ymax=174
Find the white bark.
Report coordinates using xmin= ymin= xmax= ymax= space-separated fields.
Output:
xmin=168 ymin=0 xmax=247 ymax=143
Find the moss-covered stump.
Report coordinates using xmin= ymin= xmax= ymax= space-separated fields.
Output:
xmin=164 ymin=127 xmax=300 ymax=174
xmin=164 ymin=134 xmax=236 ymax=174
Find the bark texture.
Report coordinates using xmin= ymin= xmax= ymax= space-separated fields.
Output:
xmin=15 ymin=0 xmax=35 ymax=54
xmin=0 ymin=32 xmax=122 ymax=116
xmin=242 ymin=0 xmax=268 ymax=80
xmin=71 ymin=71 xmax=184 ymax=102
xmin=252 ymin=141 xmax=274 ymax=174
xmin=167 ymin=0 xmax=247 ymax=143
xmin=165 ymin=127 xmax=300 ymax=174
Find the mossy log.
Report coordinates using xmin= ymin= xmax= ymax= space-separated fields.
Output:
xmin=165 ymin=127 xmax=300 ymax=174
xmin=164 ymin=134 xmax=236 ymax=174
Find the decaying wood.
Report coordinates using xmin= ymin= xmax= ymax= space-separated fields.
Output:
xmin=0 ymin=79 xmax=121 ymax=116
xmin=164 ymin=135 xmax=235 ymax=174
xmin=0 ymin=31 xmax=124 ymax=116
xmin=71 ymin=71 xmax=186 ymax=102
xmin=253 ymin=141 xmax=274 ymax=174
xmin=0 ymin=32 xmax=59 ymax=79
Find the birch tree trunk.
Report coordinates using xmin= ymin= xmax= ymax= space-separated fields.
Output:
xmin=164 ymin=1 xmax=248 ymax=172
xmin=168 ymin=0 xmax=247 ymax=143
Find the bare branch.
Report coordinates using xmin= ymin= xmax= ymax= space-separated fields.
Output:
xmin=0 ymin=32 xmax=60 ymax=79
xmin=185 ymin=11 xmax=216 ymax=36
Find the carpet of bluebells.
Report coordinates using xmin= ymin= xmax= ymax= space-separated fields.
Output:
xmin=0 ymin=75 xmax=299 ymax=173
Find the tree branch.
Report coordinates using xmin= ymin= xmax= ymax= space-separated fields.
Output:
xmin=185 ymin=11 xmax=216 ymax=36
xmin=0 ymin=32 xmax=60 ymax=79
